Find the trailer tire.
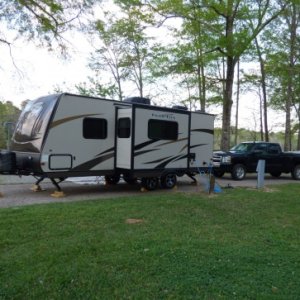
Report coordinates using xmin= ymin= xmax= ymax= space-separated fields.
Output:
xmin=141 ymin=177 xmax=158 ymax=191
xmin=160 ymin=173 xmax=177 ymax=189
xmin=291 ymin=164 xmax=300 ymax=180
xmin=105 ymin=175 xmax=120 ymax=185
xmin=231 ymin=164 xmax=246 ymax=180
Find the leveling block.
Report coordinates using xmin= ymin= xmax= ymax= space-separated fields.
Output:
xmin=51 ymin=191 xmax=66 ymax=198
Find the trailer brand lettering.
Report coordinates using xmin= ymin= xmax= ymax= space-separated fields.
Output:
xmin=151 ymin=113 xmax=176 ymax=120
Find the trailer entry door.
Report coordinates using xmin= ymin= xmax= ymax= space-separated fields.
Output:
xmin=116 ymin=108 xmax=132 ymax=169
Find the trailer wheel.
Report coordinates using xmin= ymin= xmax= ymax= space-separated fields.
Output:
xmin=231 ymin=164 xmax=246 ymax=180
xmin=291 ymin=164 xmax=300 ymax=180
xmin=161 ymin=173 xmax=177 ymax=189
xmin=270 ymin=171 xmax=281 ymax=178
xmin=141 ymin=177 xmax=158 ymax=191
xmin=105 ymin=175 xmax=120 ymax=185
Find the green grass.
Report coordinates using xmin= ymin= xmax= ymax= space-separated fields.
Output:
xmin=0 ymin=185 xmax=300 ymax=299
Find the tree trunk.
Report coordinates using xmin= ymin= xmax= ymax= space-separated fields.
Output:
xmin=254 ymin=37 xmax=269 ymax=141
xmin=221 ymin=55 xmax=235 ymax=150
xmin=259 ymin=91 xmax=264 ymax=141
xmin=234 ymin=58 xmax=240 ymax=145
xmin=221 ymin=8 xmax=235 ymax=151
xmin=284 ymin=95 xmax=292 ymax=151
xmin=297 ymin=113 xmax=300 ymax=150
xmin=284 ymin=3 xmax=297 ymax=151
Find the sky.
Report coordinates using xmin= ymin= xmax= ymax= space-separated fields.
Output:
xmin=0 ymin=23 xmax=285 ymax=132
xmin=0 ymin=30 xmax=92 ymax=107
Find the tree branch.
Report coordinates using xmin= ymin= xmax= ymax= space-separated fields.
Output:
xmin=0 ymin=38 xmax=24 ymax=77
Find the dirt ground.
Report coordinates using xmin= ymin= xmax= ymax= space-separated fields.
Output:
xmin=0 ymin=174 xmax=298 ymax=208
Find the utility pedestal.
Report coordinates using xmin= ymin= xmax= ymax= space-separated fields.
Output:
xmin=256 ymin=159 xmax=265 ymax=189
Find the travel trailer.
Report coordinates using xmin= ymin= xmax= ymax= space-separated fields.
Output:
xmin=0 ymin=93 xmax=214 ymax=192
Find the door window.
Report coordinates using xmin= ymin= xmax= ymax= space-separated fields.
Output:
xmin=118 ymin=118 xmax=131 ymax=138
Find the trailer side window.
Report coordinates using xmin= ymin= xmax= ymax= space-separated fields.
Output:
xmin=118 ymin=118 xmax=131 ymax=138
xmin=83 ymin=118 xmax=107 ymax=139
xmin=148 ymin=119 xmax=178 ymax=140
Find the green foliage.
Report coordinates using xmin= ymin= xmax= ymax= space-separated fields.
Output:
xmin=75 ymin=78 xmax=118 ymax=99
xmin=0 ymin=0 xmax=95 ymax=51
xmin=87 ymin=4 xmax=156 ymax=99
xmin=0 ymin=101 xmax=21 ymax=149
xmin=0 ymin=186 xmax=300 ymax=298
xmin=213 ymin=127 xmax=295 ymax=150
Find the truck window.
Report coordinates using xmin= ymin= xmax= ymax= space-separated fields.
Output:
xmin=148 ymin=119 xmax=178 ymax=140
xmin=231 ymin=143 xmax=254 ymax=152
xmin=268 ymin=144 xmax=280 ymax=154
xmin=83 ymin=118 xmax=107 ymax=139
xmin=253 ymin=143 xmax=267 ymax=154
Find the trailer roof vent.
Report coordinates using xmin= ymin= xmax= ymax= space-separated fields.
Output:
xmin=124 ymin=97 xmax=151 ymax=105
xmin=172 ymin=105 xmax=188 ymax=111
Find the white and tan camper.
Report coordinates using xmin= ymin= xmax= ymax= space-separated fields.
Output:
xmin=0 ymin=93 xmax=214 ymax=191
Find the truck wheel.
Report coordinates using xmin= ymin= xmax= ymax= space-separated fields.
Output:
xmin=270 ymin=172 xmax=281 ymax=178
xmin=291 ymin=165 xmax=300 ymax=180
xmin=105 ymin=175 xmax=120 ymax=185
xmin=213 ymin=169 xmax=225 ymax=178
xmin=231 ymin=164 xmax=246 ymax=180
xmin=141 ymin=177 xmax=158 ymax=191
xmin=161 ymin=173 xmax=177 ymax=189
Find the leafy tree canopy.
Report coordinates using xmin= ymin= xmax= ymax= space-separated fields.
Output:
xmin=0 ymin=0 xmax=95 ymax=51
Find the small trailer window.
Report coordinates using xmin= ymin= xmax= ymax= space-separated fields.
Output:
xmin=148 ymin=119 xmax=178 ymax=140
xmin=83 ymin=118 xmax=107 ymax=139
xmin=118 ymin=118 xmax=131 ymax=138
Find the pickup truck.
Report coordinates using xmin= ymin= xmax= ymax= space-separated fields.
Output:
xmin=212 ymin=141 xmax=300 ymax=180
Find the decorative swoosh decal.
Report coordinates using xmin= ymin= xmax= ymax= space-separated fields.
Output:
xmin=154 ymin=155 xmax=187 ymax=169
xmin=134 ymin=139 xmax=159 ymax=151
xmin=72 ymin=152 xmax=114 ymax=171
xmin=191 ymin=129 xmax=214 ymax=135
xmin=98 ymin=147 xmax=115 ymax=156
xmin=134 ymin=149 xmax=159 ymax=157
xmin=190 ymin=143 xmax=207 ymax=149
xmin=50 ymin=113 xmax=101 ymax=129
xmin=158 ymin=137 xmax=188 ymax=147
xmin=143 ymin=156 xmax=173 ymax=164
xmin=180 ymin=144 xmax=188 ymax=153
xmin=173 ymin=154 xmax=188 ymax=162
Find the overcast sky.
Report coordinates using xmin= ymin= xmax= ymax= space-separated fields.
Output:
xmin=0 ymin=30 xmax=92 ymax=108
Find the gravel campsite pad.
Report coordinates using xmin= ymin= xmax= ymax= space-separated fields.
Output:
xmin=0 ymin=174 xmax=298 ymax=208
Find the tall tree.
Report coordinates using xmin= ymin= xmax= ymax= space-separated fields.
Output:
xmin=283 ymin=0 xmax=300 ymax=150
xmin=254 ymin=36 xmax=269 ymax=141
xmin=210 ymin=0 xmax=284 ymax=150
xmin=86 ymin=4 xmax=155 ymax=99
xmin=266 ymin=0 xmax=300 ymax=150
xmin=147 ymin=0 xmax=284 ymax=150
xmin=88 ymin=15 xmax=128 ymax=100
